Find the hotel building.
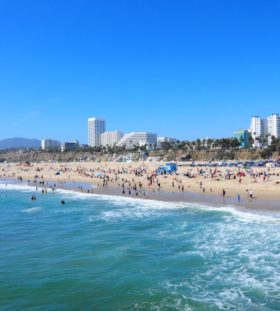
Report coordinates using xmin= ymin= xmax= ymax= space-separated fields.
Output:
xmin=101 ymin=131 xmax=123 ymax=147
xmin=88 ymin=118 xmax=106 ymax=147
xmin=116 ymin=132 xmax=157 ymax=150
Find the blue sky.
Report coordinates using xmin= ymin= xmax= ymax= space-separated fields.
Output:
xmin=0 ymin=0 xmax=279 ymax=143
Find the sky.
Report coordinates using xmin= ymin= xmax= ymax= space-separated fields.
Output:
xmin=0 ymin=0 xmax=279 ymax=143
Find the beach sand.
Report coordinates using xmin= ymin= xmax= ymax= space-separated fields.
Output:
xmin=1 ymin=161 xmax=280 ymax=210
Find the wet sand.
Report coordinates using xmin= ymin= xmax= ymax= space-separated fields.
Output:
xmin=2 ymin=176 xmax=280 ymax=213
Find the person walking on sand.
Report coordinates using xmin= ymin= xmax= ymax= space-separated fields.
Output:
xmin=222 ymin=189 xmax=226 ymax=198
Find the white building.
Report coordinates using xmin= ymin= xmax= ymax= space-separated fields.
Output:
xmin=267 ymin=113 xmax=280 ymax=144
xmin=249 ymin=114 xmax=280 ymax=147
xmin=116 ymin=132 xmax=157 ymax=150
xmin=41 ymin=139 xmax=61 ymax=150
xmin=249 ymin=116 xmax=267 ymax=148
xmin=88 ymin=118 xmax=106 ymax=147
xmin=101 ymin=131 xmax=123 ymax=147
xmin=157 ymin=137 xmax=177 ymax=148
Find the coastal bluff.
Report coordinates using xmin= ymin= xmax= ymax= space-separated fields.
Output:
xmin=0 ymin=148 xmax=277 ymax=163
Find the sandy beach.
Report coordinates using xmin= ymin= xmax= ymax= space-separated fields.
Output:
xmin=1 ymin=161 xmax=280 ymax=210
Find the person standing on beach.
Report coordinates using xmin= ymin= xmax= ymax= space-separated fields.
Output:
xmin=237 ymin=193 xmax=241 ymax=203
xmin=249 ymin=189 xmax=254 ymax=199
xmin=222 ymin=189 xmax=226 ymax=198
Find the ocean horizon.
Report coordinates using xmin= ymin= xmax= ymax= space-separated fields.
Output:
xmin=1 ymin=183 xmax=280 ymax=310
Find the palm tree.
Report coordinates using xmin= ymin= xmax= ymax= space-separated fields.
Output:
xmin=191 ymin=141 xmax=196 ymax=150
xmin=207 ymin=138 xmax=213 ymax=150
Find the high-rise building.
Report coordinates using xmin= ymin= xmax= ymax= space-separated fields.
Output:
xmin=101 ymin=131 xmax=123 ymax=147
xmin=249 ymin=116 xmax=267 ymax=148
xmin=41 ymin=139 xmax=61 ymax=150
xmin=116 ymin=132 xmax=157 ymax=150
xmin=249 ymin=114 xmax=280 ymax=147
xmin=88 ymin=118 xmax=106 ymax=147
xmin=267 ymin=113 xmax=280 ymax=144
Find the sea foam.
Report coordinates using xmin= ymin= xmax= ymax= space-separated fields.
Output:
xmin=2 ymin=181 xmax=280 ymax=224
xmin=22 ymin=206 xmax=44 ymax=214
xmin=0 ymin=182 xmax=36 ymax=192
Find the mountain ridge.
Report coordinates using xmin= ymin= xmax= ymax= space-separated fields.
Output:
xmin=0 ymin=137 xmax=41 ymax=150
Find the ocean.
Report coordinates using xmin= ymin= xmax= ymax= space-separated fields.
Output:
xmin=0 ymin=183 xmax=280 ymax=310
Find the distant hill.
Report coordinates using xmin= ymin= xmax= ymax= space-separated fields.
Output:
xmin=0 ymin=137 xmax=41 ymax=150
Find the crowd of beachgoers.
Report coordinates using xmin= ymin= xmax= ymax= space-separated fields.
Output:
xmin=1 ymin=161 xmax=280 ymax=207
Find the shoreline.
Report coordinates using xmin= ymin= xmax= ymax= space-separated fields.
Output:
xmin=1 ymin=176 xmax=280 ymax=213
xmin=1 ymin=160 xmax=279 ymax=212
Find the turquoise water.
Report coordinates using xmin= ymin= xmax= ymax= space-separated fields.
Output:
xmin=1 ymin=184 xmax=280 ymax=310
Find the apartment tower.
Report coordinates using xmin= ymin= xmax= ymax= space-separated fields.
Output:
xmin=88 ymin=118 xmax=106 ymax=147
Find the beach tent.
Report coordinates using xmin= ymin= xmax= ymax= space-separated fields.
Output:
xmin=95 ymin=173 xmax=103 ymax=177
xmin=157 ymin=162 xmax=177 ymax=174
